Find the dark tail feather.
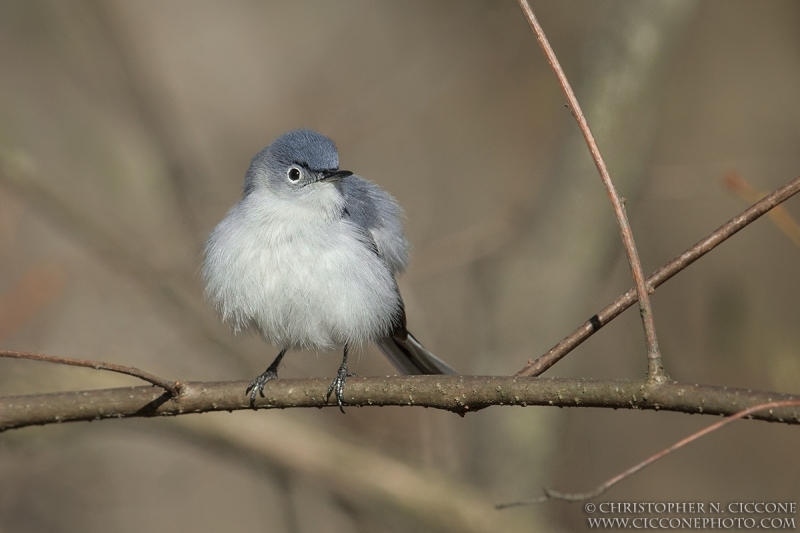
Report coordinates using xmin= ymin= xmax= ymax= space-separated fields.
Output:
xmin=376 ymin=332 xmax=457 ymax=375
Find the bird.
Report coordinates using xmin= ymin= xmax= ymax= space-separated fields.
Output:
xmin=202 ymin=129 xmax=456 ymax=411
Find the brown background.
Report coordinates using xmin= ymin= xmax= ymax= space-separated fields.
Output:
xmin=1 ymin=1 xmax=799 ymax=532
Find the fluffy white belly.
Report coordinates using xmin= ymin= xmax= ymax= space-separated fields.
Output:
xmin=204 ymin=198 xmax=400 ymax=350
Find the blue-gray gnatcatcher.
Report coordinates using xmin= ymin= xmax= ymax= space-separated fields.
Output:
xmin=203 ymin=129 xmax=456 ymax=410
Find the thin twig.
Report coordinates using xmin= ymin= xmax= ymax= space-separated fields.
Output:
xmin=517 ymin=174 xmax=800 ymax=377
xmin=517 ymin=1 xmax=665 ymax=382
xmin=3 ymin=376 xmax=800 ymax=432
xmin=496 ymin=399 xmax=800 ymax=508
xmin=0 ymin=349 xmax=180 ymax=394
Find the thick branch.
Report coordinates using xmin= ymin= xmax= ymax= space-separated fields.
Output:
xmin=517 ymin=174 xmax=800 ymax=377
xmin=3 ymin=376 xmax=800 ymax=432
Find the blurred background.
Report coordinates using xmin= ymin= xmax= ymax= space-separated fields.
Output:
xmin=1 ymin=1 xmax=799 ymax=531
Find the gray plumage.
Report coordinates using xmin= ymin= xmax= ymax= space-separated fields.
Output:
xmin=202 ymin=129 xmax=455 ymax=408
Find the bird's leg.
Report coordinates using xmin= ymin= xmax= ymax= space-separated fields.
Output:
xmin=326 ymin=343 xmax=356 ymax=413
xmin=246 ymin=348 xmax=287 ymax=406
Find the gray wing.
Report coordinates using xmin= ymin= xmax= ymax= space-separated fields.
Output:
xmin=341 ymin=176 xmax=457 ymax=375
xmin=340 ymin=175 xmax=409 ymax=274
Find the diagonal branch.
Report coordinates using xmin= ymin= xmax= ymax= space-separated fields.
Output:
xmin=497 ymin=399 xmax=800 ymax=507
xmin=3 ymin=376 xmax=800 ymax=432
xmin=517 ymin=0 xmax=665 ymax=382
xmin=0 ymin=349 xmax=180 ymax=394
xmin=517 ymin=174 xmax=800 ymax=377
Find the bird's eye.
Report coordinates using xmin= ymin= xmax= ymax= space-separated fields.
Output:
xmin=287 ymin=167 xmax=301 ymax=182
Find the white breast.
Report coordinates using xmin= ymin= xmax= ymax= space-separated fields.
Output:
xmin=203 ymin=187 xmax=400 ymax=350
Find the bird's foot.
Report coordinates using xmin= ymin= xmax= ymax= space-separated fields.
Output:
xmin=246 ymin=368 xmax=279 ymax=407
xmin=326 ymin=362 xmax=356 ymax=413
xmin=246 ymin=349 xmax=287 ymax=408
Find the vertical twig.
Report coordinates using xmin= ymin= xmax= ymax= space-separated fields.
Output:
xmin=517 ymin=1 xmax=666 ymax=382
xmin=516 ymin=174 xmax=800 ymax=377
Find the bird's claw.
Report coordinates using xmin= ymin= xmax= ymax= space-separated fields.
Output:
xmin=245 ymin=368 xmax=278 ymax=407
xmin=326 ymin=363 xmax=356 ymax=413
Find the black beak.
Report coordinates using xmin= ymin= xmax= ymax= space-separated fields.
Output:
xmin=319 ymin=169 xmax=353 ymax=182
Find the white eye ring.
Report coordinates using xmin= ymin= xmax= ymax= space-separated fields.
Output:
xmin=287 ymin=166 xmax=301 ymax=182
